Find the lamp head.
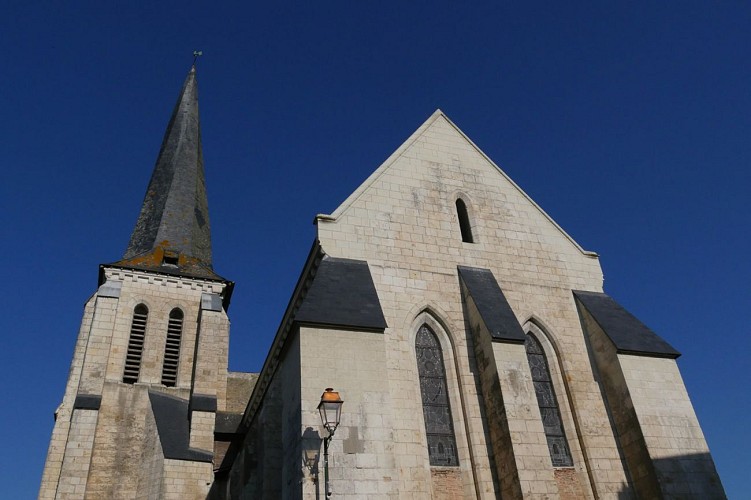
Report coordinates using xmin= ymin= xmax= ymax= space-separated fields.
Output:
xmin=317 ymin=388 xmax=343 ymax=434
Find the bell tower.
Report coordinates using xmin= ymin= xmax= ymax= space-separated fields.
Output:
xmin=39 ymin=66 xmax=232 ymax=499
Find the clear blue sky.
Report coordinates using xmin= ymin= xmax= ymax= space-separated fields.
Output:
xmin=1 ymin=2 xmax=748 ymax=497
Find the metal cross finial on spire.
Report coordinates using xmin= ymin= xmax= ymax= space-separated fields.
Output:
xmin=193 ymin=50 xmax=203 ymax=66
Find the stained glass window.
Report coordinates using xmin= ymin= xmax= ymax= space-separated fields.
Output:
xmin=416 ymin=325 xmax=459 ymax=466
xmin=525 ymin=334 xmax=573 ymax=467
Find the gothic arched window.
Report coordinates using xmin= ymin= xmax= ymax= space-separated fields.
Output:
xmin=123 ymin=304 xmax=148 ymax=384
xmin=416 ymin=324 xmax=459 ymax=466
xmin=456 ymin=199 xmax=474 ymax=243
xmin=525 ymin=334 xmax=573 ymax=467
xmin=161 ymin=308 xmax=184 ymax=387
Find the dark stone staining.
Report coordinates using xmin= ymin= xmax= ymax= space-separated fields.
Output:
xmin=342 ymin=425 xmax=365 ymax=454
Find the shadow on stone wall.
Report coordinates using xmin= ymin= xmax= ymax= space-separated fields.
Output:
xmin=616 ymin=451 xmax=726 ymax=499
xmin=301 ymin=426 xmax=321 ymax=494
xmin=459 ymin=296 xmax=502 ymax=494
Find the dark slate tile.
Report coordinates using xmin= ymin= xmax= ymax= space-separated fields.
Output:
xmin=573 ymin=290 xmax=680 ymax=358
xmin=191 ymin=393 xmax=217 ymax=412
xmin=73 ymin=394 xmax=101 ymax=410
xmin=295 ymin=257 xmax=387 ymax=331
xmin=458 ymin=266 xmax=526 ymax=343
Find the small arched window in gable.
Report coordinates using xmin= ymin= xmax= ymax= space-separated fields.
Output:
xmin=161 ymin=308 xmax=184 ymax=387
xmin=525 ymin=334 xmax=573 ymax=467
xmin=456 ymin=198 xmax=474 ymax=243
xmin=123 ymin=304 xmax=148 ymax=384
xmin=415 ymin=324 xmax=459 ymax=466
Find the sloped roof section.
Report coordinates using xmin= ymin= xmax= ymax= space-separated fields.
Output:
xmin=574 ymin=290 xmax=680 ymax=358
xmin=316 ymin=109 xmax=596 ymax=257
xmin=458 ymin=265 xmax=526 ymax=343
xmin=295 ymin=256 xmax=387 ymax=331
xmin=112 ymin=66 xmax=223 ymax=281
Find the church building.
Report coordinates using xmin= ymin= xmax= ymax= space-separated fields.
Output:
xmin=40 ymin=68 xmax=725 ymax=499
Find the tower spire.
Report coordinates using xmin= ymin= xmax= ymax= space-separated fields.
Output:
xmin=113 ymin=65 xmax=222 ymax=280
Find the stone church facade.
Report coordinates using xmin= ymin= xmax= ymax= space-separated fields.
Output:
xmin=40 ymin=68 xmax=725 ymax=499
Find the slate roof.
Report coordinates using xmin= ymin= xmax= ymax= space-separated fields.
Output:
xmin=295 ymin=256 xmax=387 ymax=331
xmin=110 ymin=66 xmax=224 ymax=281
xmin=458 ymin=266 xmax=526 ymax=343
xmin=574 ymin=290 xmax=680 ymax=358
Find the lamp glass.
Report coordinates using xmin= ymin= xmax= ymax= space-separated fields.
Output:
xmin=319 ymin=401 xmax=342 ymax=432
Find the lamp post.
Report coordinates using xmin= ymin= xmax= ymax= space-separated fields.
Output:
xmin=317 ymin=388 xmax=343 ymax=497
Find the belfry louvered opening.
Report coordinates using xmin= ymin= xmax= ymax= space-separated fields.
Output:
xmin=161 ymin=308 xmax=184 ymax=387
xmin=123 ymin=304 xmax=148 ymax=384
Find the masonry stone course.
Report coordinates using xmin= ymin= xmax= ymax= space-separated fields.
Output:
xmin=42 ymin=68 xmax=724 ymax=499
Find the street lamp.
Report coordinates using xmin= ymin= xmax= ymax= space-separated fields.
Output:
xmin=317 ymin=388 xmax=343 ymax=497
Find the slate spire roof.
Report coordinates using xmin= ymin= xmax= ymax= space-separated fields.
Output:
xmin=111 ymin=65 xmax=223 ymax=281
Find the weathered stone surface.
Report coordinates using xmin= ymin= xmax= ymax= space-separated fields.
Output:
xmin=43 ymin=101 xmax=724 ymax=499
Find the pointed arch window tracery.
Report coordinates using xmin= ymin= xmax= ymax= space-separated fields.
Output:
xmin=415 ymin=324 xmax=459 ymax=466
xmin=525 ymin=333 xmax=573 ymax=467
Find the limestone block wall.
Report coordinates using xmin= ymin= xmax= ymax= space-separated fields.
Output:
xmin=524 ymin=321 xmax=593 ymax=500
xmin=55 ymin=409 xmax=98 ymax=498
xmin=280 ymin=333 xmax=303 ymax=499
xmin=40 ymin=267 xmax=229 ymax=499
xmin=225 ymin=372 xmax=258 ymax=413
xmin=190 ymin=411 xmax=216 ymax=450
xmin=192 ymin=297 xmax=231 ymax=458
xmin=78 ymin=294 xmax=119 ymax=395
xmin=469 ymin=316 xmax=515 ymax=498
xmin=228 ymin=363 xmax=286 ymax=498
xmin=491 ymin=342 xmax=560 ymax=498
xmin=259 ymin=366 xmax=285 ymax=498
xmin=39 ymin=297 xmax=96 ymax=499
xmin=298 ymin=326 xmax=397 ymax=499
xmin=465 ymin=278 xmax=560 ymax=500
xmin=314 ymin=112 xmax=631 ymax=497
xmin=137 ymin=397 xmax=165 ymax=500
xmin=84 ymin=383 xmax=160 ymax=499
xmin=101 ymin=268 xmax=226 ymax=389
xmin=213 ymin=372 xmax=258 ymax=470
xmin=618 ymin=355 xmax=725 ymax=498
xmin=579 ymin=304 xmax=652 ymax=497
xmin=193 ymin=299 xmax=230 ymax=406
xmin=226 ymin=430 xmax=254 ymax=498
xmin=162 ymin=459 xmax=213 ymax=499
xmin=579 ymin=302 xmax=726 ymax=499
